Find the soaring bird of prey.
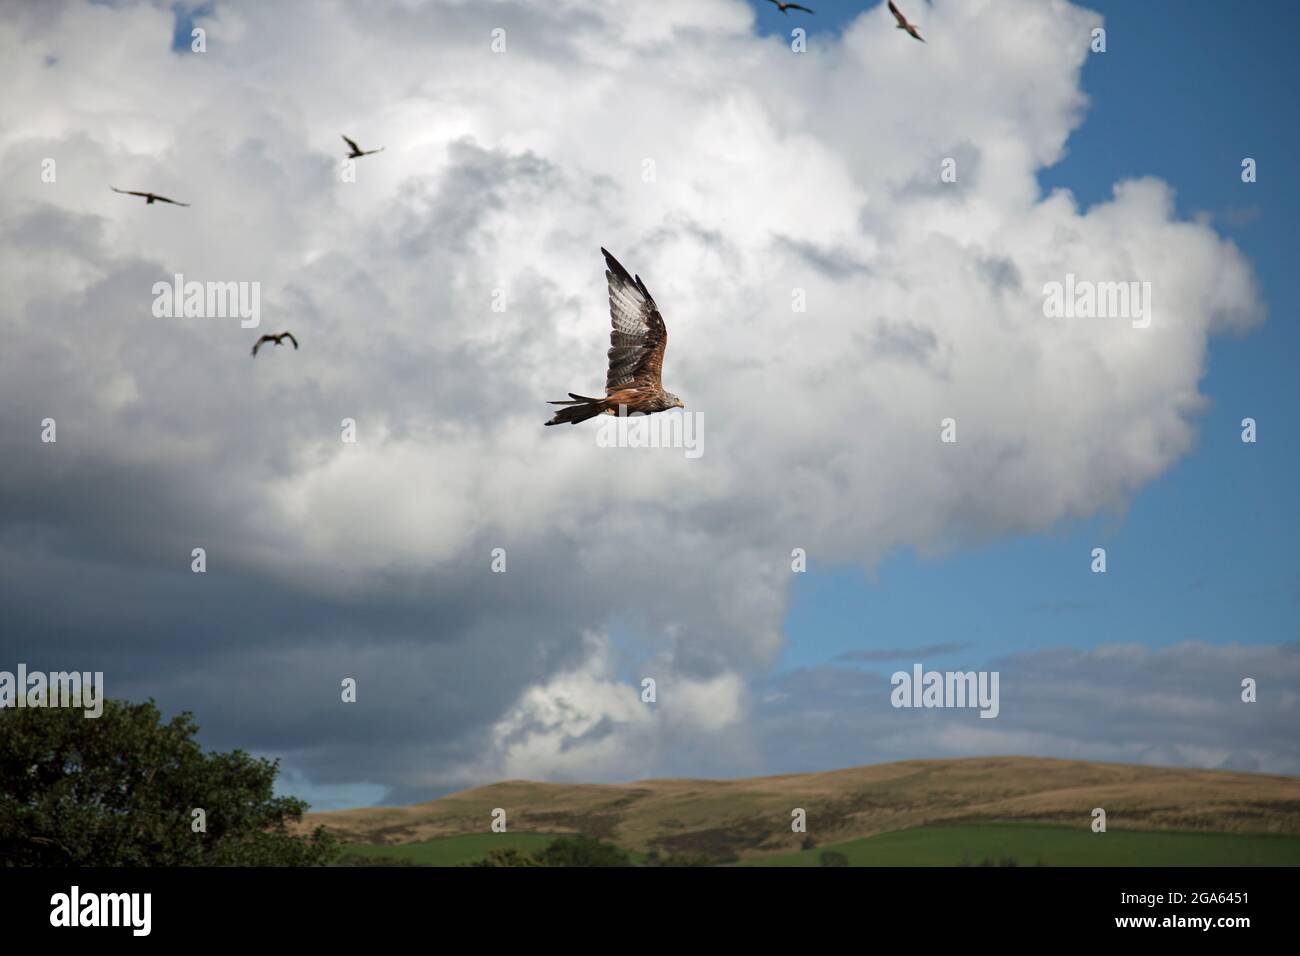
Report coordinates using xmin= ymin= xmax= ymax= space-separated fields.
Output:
xmin=110 ymin=186 xmax=190 ymax=206
xmin=888 ymin=1 xmax=925 ymax=42
xmin=546 ymin=248 xmax=684 ymax=426
xmin=765 ymin=0 xmax=815 ymax=14
xmin=341 ymin=135 xmax=384 ymax=158
xmin=251 ymin=331 xmax=299 ymax=357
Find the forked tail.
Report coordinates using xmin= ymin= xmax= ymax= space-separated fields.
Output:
xmin=545 ymin=393 xmax=611 ymax=426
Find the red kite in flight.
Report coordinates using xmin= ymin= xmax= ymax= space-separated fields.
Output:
xmin=251 ymin=331 xmax=298 ymax=357
xmin=888 ymin=1 xmax=925 ymax=42
xmin=546 ymin=249 xmax=684 ymax=426
xmin=110 ymin=186 xmax=190 ymax=206
xmin=765 ymin=0 xmax=815 ymax=14
xmin=342 ymin=135 xmax=384 ymax=158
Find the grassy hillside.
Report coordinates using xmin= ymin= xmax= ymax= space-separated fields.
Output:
xmin=303 ymin=756 xmax=1300 ymax=863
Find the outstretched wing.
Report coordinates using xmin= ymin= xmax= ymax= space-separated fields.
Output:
xmin=251 ymin=335 xmax=272 ymax=357
xmin=602 ymin=248 xmax=667 ymax=393
xmin=788 ymin=4 xmax=815 ymax=12
xmin=342 ymin=134 xmax=361 ymax=154
xmin=888 ymin=0 xmax=908 ymax=27
xmin=154 ymin=195 xmax=190 ymax=206
xmin=110 ymin=186 xmax=148 ymax=198
xmin=283 ymin=332 xmax=299 ymax=349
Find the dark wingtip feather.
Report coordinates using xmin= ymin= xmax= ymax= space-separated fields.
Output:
xmin=602 ymin=247 xmax=634 ymax=282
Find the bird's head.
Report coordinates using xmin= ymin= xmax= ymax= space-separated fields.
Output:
xmin=669 ymin=394 xmax=685 ymax=410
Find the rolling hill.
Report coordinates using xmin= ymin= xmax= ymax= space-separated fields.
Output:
xmin=300 ymin=756 xmax=1300 ymax=862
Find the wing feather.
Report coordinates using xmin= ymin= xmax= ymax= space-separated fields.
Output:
xmin=601 ymin=248 xmax=667 ymax=393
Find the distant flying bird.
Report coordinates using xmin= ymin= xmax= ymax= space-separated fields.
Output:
xmin=888 ymin=1 xmax=925 ymax=42
xmin=341 ymin=135 xmax=384 ymax=158
xmin=765 ymin=0 xmax=815 ymax=13
xmin=251 ymin=331 xmax=299 ymax=357
xmin=546 ymin=248 xmax=684 ymax=426
xmin=110 ymin=186 xmax=190 ymax=206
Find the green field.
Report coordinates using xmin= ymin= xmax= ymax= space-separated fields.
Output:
xmin=744 ymin=823 xmax=1300 ymax=867
xmin=336 ymin=823 xmax=1300 ymax=866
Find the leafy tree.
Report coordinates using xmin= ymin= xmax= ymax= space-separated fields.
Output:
xmin=468 ymin=847 xmax=544 ymax=867
xmin=537 ymin=835 xmax=632 ymax=867
xmin=467 ymin=835 xmax=635 ymax=867
xmin=0 ymin=698 xmax=337 ymax=866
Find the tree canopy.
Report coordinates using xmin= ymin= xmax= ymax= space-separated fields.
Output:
xmin=470 ymin=835 xmax=635 ymax=867
xmin=0 ymin=699 xmax=336 ymax=866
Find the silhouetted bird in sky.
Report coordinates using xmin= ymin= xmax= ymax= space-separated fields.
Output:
xmin=110 ymin=186 xmax=190 ymax=206
xmin=546 ymin=249 xmax=684 ymax=426
xmin=341 ymin=135 xmax=384 ymax=158
xmin=251 ymin=332 xmax=298 ymax=357
xmin=765 ymin=0 xmax=814 ymax=14
xmin=888 ymin=1 xmax=925 ymax=42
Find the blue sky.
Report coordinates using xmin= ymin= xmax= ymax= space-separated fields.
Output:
xmin=170 ymin=2 xmax=213 ymax=51
xmin=769 ymin=0 xmax=1299 ymax=673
